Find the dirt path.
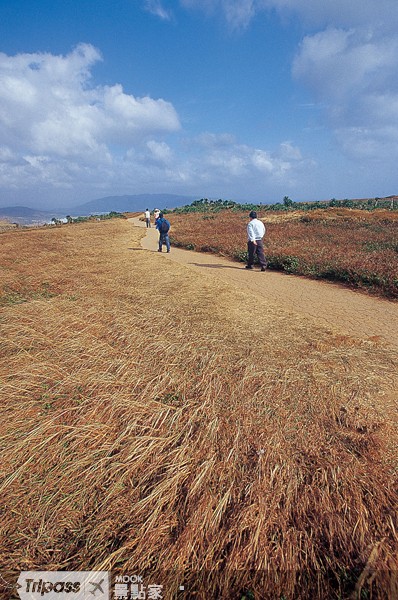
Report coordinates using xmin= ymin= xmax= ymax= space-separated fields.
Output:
xmin=129 ymin=217 xmax=398 ymax=349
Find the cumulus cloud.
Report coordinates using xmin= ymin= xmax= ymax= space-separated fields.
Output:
xmin=118 ymin=131 xmax=310 ymax=203
xmin=0 ymin=44 xmax=181 ymax=204
xmin=146 ymin=140 xmax=174 ymax=163
xmin=0 ymin=44 xmax=180 ymax=158
xmin=292 ymin=28 xmax=398 ymax=160
xmin=293 ymin=29 xmax=398 ymax=100
xmin=185 ymin=136 xmax=309 ymax=190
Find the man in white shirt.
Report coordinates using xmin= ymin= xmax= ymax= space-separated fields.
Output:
xmin=144 ymin=208 xmax=151 ymax=228
xmin=246 ymin=210 xmax=267 ymax=271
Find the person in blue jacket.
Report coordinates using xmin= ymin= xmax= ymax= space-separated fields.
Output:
xmin=156 ymin=212 xmax=171 ymax=253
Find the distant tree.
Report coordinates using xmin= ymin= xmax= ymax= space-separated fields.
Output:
xmin=283 ymin=196 xmax=293 ymax=207
xmin=66 ymin=215 xmax=73 ymax=223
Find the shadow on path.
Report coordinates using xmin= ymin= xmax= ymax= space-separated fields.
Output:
xmin=189 ymin=262 xmax=246 ymax=270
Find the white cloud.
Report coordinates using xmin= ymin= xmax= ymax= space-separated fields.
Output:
xmin=220 ymin=0 xmax=256 ymax=31
xmin=146 ymin=140 xmax=173 ymax=163
xmin=265 ymin=0 xmax=398 ymax=31
xmin=292 ymin=28 xmax=398 ymax=160
xmin=0 ymin=44 xmax=182 ymax=205
xmin=180 ymin=0 xmax=398 ymax=31
xmin=180 ymin=0 xmax=256 ymax=30
xmin=293 ymin=29 xmax=398 ymax=100
xmin=0 ymin=44 xmax=180 ymax=160
xmin=117 ymin=132 xmax=311 ymax=202
xmin=278 ymin=141 xmax=302 ymax=161
xmin=143 ymin=0 xmax=172 ymax=20
xmin=185 ymin=137 xmax=309 ymax=186
xmin=196 ymin=132 xmax=237 ymax=147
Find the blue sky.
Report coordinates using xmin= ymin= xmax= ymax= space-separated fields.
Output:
xmin=0 ymin=0 xmax=397 ymax=209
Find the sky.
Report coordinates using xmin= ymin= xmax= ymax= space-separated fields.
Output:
xmin=0 ymin=0 xmax=398 ymax=209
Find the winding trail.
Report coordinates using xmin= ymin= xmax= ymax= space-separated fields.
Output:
xmin=129 ymin=217 xmax=398 ymax=349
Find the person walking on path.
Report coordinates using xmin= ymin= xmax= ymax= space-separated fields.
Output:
xmin=246 ymin=210 xmax=267 ymax=271
xmin=156 ymin=212 xmax=171 ymax=253
xmin=144 ymin=208 xmax=151 ymax=228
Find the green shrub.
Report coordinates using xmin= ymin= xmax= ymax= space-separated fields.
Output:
xmin=233 ymin=249 xmax=249 ymax=263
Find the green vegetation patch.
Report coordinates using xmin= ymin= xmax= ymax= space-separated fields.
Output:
xmin=0 ymin=281 xmax=57 ymax=306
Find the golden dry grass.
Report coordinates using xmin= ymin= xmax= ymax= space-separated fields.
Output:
xmin=0 ymin=220 xmax=17 ymax=233
xmin=264 ymin=207 xmax=398 ymax=223
xmin=0 ymin=220 xmax=397 ymax=599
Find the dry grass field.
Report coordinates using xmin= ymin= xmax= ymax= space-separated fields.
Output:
xmin=168 ymin=208 xmax=398 ymax=298
xmin=0 ymin=219 xmax=397 ymax=599
xmin=0 ymin=220 xmax=16 ymax=233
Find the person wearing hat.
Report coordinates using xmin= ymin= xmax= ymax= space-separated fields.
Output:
xmin=246 ymin=210 xmax=267 ymax=271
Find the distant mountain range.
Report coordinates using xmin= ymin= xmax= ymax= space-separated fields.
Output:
xmin=70 ymin=193 xmax=195 ymax=215
xmin=0 ymin=194 xmax=196 ymax=225
xmin=0 ymin=206 xmax=60 ymax=225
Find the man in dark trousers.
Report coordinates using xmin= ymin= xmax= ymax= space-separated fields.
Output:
xmin=156 ymin=212 xmax=171 ymax=253
xmin=246 ymin=210 xmax=267 ymax=271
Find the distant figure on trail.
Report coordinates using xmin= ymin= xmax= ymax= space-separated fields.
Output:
xmin=144 ymin=208 xmax=151 ymax=228
xmin=156 ymin=212 xmax=171 ymax=253
xmin=245 ymin=210 xmax=267 ymax=271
